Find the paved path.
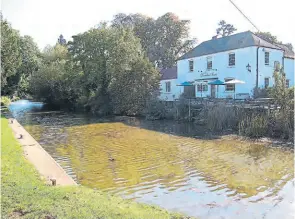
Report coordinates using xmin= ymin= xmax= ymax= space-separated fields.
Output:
xmin=8 ymin=118 xmax=77 ymax=186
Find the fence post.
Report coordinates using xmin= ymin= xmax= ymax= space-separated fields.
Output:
xmin=188 ymin=98 xmax=191 ymax=121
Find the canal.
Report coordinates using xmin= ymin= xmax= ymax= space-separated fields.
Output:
xmin=9 ymin=101 xmax=294 ymax=219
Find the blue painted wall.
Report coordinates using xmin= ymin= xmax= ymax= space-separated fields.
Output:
xmin=284 ymin=58 xmax=295 ymax=87
xmin=175 ymin=46 xmax=293 ymax=99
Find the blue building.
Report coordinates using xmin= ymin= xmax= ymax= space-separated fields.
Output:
xmin=159 ymin=31 xmax=294 ymax=100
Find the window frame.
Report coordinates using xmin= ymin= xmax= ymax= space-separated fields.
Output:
xmin=265 ymin=51 xmax=270 ymax=65
xmin=165 ymin=81 xmax=171 ymax=93
xmin=264 ymin=77 xmax=270 ymax=88
xmin=274 ymin=61 xmax=280 ymax=70
xmin=189 ymin=60 xmax=194 ymax=72
xmin=197 ymin=84 xmax=208 ymax=92
xmin=228 ymin=53 xmax=235 ymax=67
xmin=207 ymin=56 xmax=212 ymax=70
xmin=225 ymin=78 xmax=235 ymax=91
xmin=286 ymin=79 xmax=290 ymax=88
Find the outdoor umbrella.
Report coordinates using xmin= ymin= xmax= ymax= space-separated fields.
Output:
xmin=224 ymin=79 xmax=245 ymax=99
xmin=208 ymin=79 xmax=225 ymax=98
xmin=177 ymin=81 xmax=194 ymax=86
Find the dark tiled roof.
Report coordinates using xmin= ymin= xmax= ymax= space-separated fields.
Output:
xmin=178 ymin=31 xmax=283 ymax=60
xmin=160 ymin=66 xmax=177 ymax=80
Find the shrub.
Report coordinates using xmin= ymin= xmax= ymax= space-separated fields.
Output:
xmin=238 ymin=114 xmax=268 ymax=138
xmin=268 ymin=110 xmax=294 ymax=140
xmin=199 ymin=103 xmax=240 ymax=131
xmin=145 ymin=99 xmax=167 ymax=120
xmin=253 ymin=87 xmax=271 ymax=99
xmin=0 ymin=96 xmax=11 ymax=106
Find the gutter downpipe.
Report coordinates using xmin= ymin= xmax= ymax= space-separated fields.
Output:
xmin=282 ymin=50 xmax=285 ymax=71
xmin=256 ymin=41 xmax=261 ymax=89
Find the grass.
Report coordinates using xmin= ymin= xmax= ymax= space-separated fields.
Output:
xmin=1 ymin=116 xmax=189 ymax=219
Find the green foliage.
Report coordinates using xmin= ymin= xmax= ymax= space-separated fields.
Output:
xmin=268 ymin=110 xmax=294 ymax=139
xmin=30 ymin=44 xmax=82 ymax=108
xmin=1 ymin=19 xmax=41 ymax=97
xmin=67 ymin=26 xmax=160 ymax=115
xmin=255 ymin=32 xmax=293 ymax=51
xmin=145 ymin=98 xmax=167 ymax=120
xmin=252 ymin=87 xmax=272 ymax=98
xmin=11 ymin=35 xmax=41 ymax=96
xmin=200 ymin=104 xmax=240 ymax=131
xmin=1 ymin=19 xmax=22 ymax=93
xmin=57 ymin=34 xmax=67 ymax=45
xmin=215 ymin=20 xmax=237 ymax=37
xmin=270 ymin=68 xmax=294 ymax=111
xmin=239 ymin=114 xmax=268 ymax=138
xmin=111 ymin=12 xmax=196 ymax=68
xmin=0 ymin=96 xmax=11 ymax=106
xmin=1 ymin=117 xmax=187 ymax=219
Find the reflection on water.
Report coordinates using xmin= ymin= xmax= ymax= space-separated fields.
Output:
xmin=11 ymin=102 xmax=294 ymax=219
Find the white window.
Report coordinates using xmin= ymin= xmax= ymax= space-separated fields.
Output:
xmin=228 ymin=53 xmax=235 ymax=66
xmin=265 ymin=78 xmax=269 ymax=88
xmin=274 ymin=61 xmax=280 ymax=70
xmin=225 ymin=78 xmax=235 ymax=91
xmin=286 ymin=79 xmax=290 ymax=88
xmin=265 ymin=52 xmax=270 ymax=65
xmin=207 ymin=57 xmax=212 ymax=69
xmin=165 ymin=81 xmax=171 ymax=92
xmin=189 ymin=60 xmax=194 ymax=72
xmin=197 ymin=84 xmax=208 ymax=92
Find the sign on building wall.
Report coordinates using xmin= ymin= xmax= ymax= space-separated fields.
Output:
xmin=200 ymin=72 xmax=217 ymax=77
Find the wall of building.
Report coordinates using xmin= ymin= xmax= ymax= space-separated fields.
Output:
xmin=176 ymin=46 xmax=286 ymax=99
xmin=257 ymin=47 xmax=284 ymax=89
xmin=159 ymin=79 xmax=181 ymax=101
xmin=284 ymin=58 xmax=295 ymax=87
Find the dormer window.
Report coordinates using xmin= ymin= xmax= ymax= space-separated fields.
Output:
xmin=189 ymin=60 xmax=194 ymax=72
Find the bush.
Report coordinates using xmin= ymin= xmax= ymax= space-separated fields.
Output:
xmin=268 ymin=110 xmax=294 ymax=140
xmin=199 ymin=103 xmax=240 ymax=131
xmin=0 ymin=96 xmax=11 ymax=107
xmin=238 ymin=114 xmax=268 ymax=138
xmin=145 ymin=99 xmax=167 ymax=120
xmin=253 ymin=87 xmax=271 ymax=99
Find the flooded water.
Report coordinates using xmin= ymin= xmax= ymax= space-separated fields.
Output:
xmin=9 ymin=101 xmax=294 ymax=219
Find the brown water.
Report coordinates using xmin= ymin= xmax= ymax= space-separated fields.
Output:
xmin=11 ymin=106 xmax=294 ymax=219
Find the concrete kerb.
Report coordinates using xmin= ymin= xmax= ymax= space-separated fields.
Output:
xmin=8 ymin=117 xmax=77 ymax=186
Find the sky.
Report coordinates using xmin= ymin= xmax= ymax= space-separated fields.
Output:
xmin=2 ymin=0 xmax=295 ymax=50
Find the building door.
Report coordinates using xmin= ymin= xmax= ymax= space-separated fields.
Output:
xmin=211 ymin=85 xmax=216 ymax=98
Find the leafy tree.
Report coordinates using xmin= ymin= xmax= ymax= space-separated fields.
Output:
xmin=30 ymin=44 xmax=82 ymax=108
xmin=68 ymin=25 xmax=160 ymax=115
xmin=1 ymin=18 xmax=41 ymax=97
xmin=57 ymin=34 xmax=67 ymax=45
xmin=111 ymin=12 xmax=196 ymax=68
xmin=255 ymin=31 xmax=293 ymax=51
xmin=9 ymin=35 xmax=41 ymax=96
xmin=1 ymin=19 xmax=21 ymax=94
xmin=284 ymin=43 xmax=293 ymax=51
xmin=267 ymin=67 xmax=294 ymax=139
xmin=255 ymin=32 xmax=278 ymax=44
xmin=270 ymin=66 xmax=294 ymax=111
xmin=215 ymin=20 xmax=237 ymax=37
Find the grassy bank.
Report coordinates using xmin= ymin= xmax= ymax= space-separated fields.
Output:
xmin=1 ymin=117 xmax=188 ymax=219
